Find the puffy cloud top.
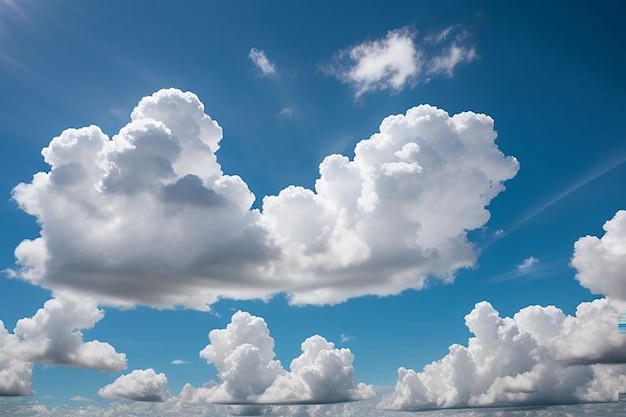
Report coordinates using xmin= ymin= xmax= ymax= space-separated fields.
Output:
xmin=0 ymin=294 xmax=125 ymax=396
xmin=380 ymin=300 xmax=625 ymax=411
xmin=98 ymin=369 xmax=170 ymax=402
xmin=197 ymin=311 xmax=373 ymax=404
xmin=13 ymin=294 xmax=126 ymax=372
xmin=572 ymin=210 xmax=626 ymax=303
xmin=11 ymin=88 xmax=518 ymax=310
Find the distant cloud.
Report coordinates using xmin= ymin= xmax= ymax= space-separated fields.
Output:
xmin=98 ymin=369 xmax=170 ymax=402
xmin=426 ymin=43 xmax=476 ymax=77
xmin=517 ymin=256 xmax=539 ymax=272
xmin=191 ymin=311 xmax=374 ymax=405
xmin=70 ymin=395 xmax=91 ymax=402
xmin=171 ymin=359 xmax=190 ymax=365
xmin=381 ymin=214 xmax=626 ymax=411
xmin=339 ymin=334 xmax=353 ymax=344
xmin=249 ymin=48 xmax=277 ymax=77
xmin=424 ymin=25 xmax=456 ymax=44
xmin=326 ymin=26 xmax=476 ymax=97
xmin=9 ymin=88 xmax=518 ymax=309
xmin=279 ymin=107 xmax=294 ymax=117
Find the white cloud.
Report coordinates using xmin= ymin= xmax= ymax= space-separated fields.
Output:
xmin=327 ymin=26 xmax=477 ymax=97
xmin=0 ymin=323 xmax=33 ymax=396
xmin=427 ymin=43 xmax=476 ymax=77
xmin=99 ymin=369 xmax=170 ymax=402
xmin=10 ymin=88 xmax=518 ymax=309
xmin=12 ymin=294 xmax=126 ymax=372
xmin=572 ymin=210 xmax=626 ymax=303
xmin=70 ymin=395 xmax=91 ymax=402
xmin=249 ymin=48 xmax=277 ymax=77
xmin=380 ymin=299 xmax=626 ymax=411
xmin=339 ymin=334 xmax=352 ymax=344
xmin=381 ymin=212 xmax=626 ymax=411
xmin=0 ymin=294 xmax=125 ymax=396
xmin=328 ymin=28 xmax=420 ymax=97
xmin=517 ymin=256 xmax=539 ymax=272
xmin=195 ymin=311 xmax=373 ymax=404
xmin=170 ymin=359 xmax=189 ymax=365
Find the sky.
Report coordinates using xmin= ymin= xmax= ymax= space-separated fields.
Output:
xmin=0 ymin=0 xmax=625 ymax=416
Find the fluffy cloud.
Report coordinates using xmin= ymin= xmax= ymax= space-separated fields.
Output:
xmin=380 ymin=300 xmax=626 ymax=411
xmin=0 ymin=323 xmax=33 ymax=396
xmin=327 ymin=26 xmax=476 ymax=96
xmin=196 ymin=311 xmax=373 ymax=405
xmin=249 ymin=48 xmax=277 ymax=76
xmin=99 ymin=369 xmax=170 ymax=402
xmin=12 ymin=294 xmax=126 ymax=371
xmin=572 ymin=210 xmax=626 ymax=303
xmin=0 ymin=294 xmax=125 ymax=396
xmin=11 ymin=88 xmax=518 ymax=309
xmin=381 ymin=213 xmax=626 ymax=411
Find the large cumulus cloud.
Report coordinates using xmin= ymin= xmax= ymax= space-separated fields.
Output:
xmin=193 ymin=311 xmax=373 ymax=405
xmin=380 ymin=211 xmax=626 ymax=411
xmin=10 ymin=88 xmax=518 ymax=309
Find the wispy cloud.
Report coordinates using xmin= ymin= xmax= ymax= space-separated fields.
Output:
xmin=325 ymin=25 xmax=476 ymax=97
xmin=517 ymin=256 xmax=539 ymax=272
xmin=279 ymin=107 xmax=294 ymax=117
xmin=171 ymin=359 xmax=189 ymax=365
xmin=249 ymin=48 xmax=277 ymax=77
xmin=501 ymin=151 xmax=626 ymax=240
xmin=340 ymin=333 xmax=353 ymax=344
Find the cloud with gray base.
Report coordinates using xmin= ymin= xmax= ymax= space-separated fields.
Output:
xmin=0 ymin=324 xmax=32 ymax=396
xmin=190 ymin=311 xmax=373 ymax=405
xmin=0 ymin=294 xmax=126 ymax=396
xmin=10 ymin=88 xmax=518 ymax=310
xmin=380 ymin=212 xmax=626 ymax=411
xmin=326 ymin=26 xmax=476 ymax=97
xmin=99 ymin=369 xmax=171 ymax=402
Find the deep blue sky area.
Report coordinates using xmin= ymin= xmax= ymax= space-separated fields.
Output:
xmin=0 ymin=0 xmax=625 ymax=413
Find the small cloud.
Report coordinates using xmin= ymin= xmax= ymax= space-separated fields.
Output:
xmin=424 ymin=25 xmax=456 ymax=44
xmin=98 ymin=368 xmax=170 ymax=402
xmin=340 ymin=334 xmax=353 ymax=344
xmin=326 ymin=27 xmax=420 ymax=98
xmin=279 ymin=107 xmax=294 ymax=117
xmin=326 ymin=25 xmax=477 ymax=97
xmin=249 ymin=48 xmax=277 ymax=77
xmin=517 ymin=256 xmax=539 ymax=272
xmin=70 ymin=395 xmax=91 ymax=402
xmin=426 ymin=43 xmax=477 ymax=77
xmin=171 ymin=359 xmax=189 ymax=365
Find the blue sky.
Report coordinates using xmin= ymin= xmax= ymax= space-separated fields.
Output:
xmin=1 ymin=1 xmax=625 ymax=415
